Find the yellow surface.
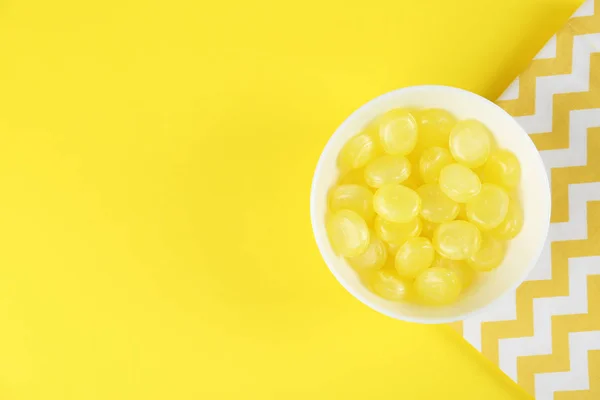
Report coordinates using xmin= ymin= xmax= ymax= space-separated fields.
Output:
xmin=0 ymin=0 xmax=583 ymax=398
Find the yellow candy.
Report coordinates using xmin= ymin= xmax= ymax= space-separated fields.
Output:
xmin=329 ymin=184 xmax=374 ymax=221
xmin=373 ymin=184 xmax=421 ymax=223
xmin=414 ymin=108 xmax=457 ymax=149
xmin=374 ymin=215 xmax=422 ymax=245
xmin=439 ymin=163 xmax=482 ymax=203
xmin=433 ymin=220 xmax=482 ymax=260
xmin=402 ymin=169 xmax=422 ymax=190
xmin=419 ymin=146 xmax=453 ymax=183
xmin=457 ymin=204 xmax=468 ymax=221
xmin=421 ymin=219 xmax=438 ymax=240
xmin=417 ymin=183 xmax=460 ymax=223
xmin=395 ymin=237 xmax=435 ymax=278
xmin=432 ymin=256 xmax=475 ymax=290
xmin=369 ymin=268 xmax=411 ymax=301
xmin=364 ymin=155 xmax=411 ymax=188
xmin=482 ymin=149 xmax=521 ymax=189
xmin=326 ymin=210 xmax=370 ymax=257
xmin=467 ymin=235 xmax=506 ymax=271
xmin=378 ymin=109 xmax=418 ymax=155
xmin=339 ymin=167 xmax=369 ymax=187
xmin=347 ymin=235 xmax=388 ymax=271
xmin=466 ymin=183 xmax=509 ymax=230
xmin=414 ymin=267 xmax=462 ymax=305
xmin=449 ymin=119 xmax=492 ymax=168
xmin=338 ymin=133 xmax=378 ymax=171
xmin=489 ymin=199 xmax=524 ymax=240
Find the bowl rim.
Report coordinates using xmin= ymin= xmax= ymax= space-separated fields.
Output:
xmin=309 ymin=84 xmax=551 ymax=324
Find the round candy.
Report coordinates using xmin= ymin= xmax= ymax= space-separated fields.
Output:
xmin=414 ymin=267 xmax=462 ymax=305
xmin=378 ymin=109 xmax=418 ymax=156
xmin=432 ymin=256 xmax=475 ymax=290
xmin=414 ymin=108 xmax=457 ymax=149
xmin=364 ymin=155 xmax=411 ymax=188
xmin=374 ymin=215 xmax=422 ymax=245
xmin=467 ymin=235 xmax=506 ymax=271
xmin=433 ymin=220 xmax=482 ymax=260
xmin=417 ymin=183 xmax=460 ymax=223
xmin=338 ymin=133 xmax=378 ymax=171
xmin=401 ymin=169 xmax=422 ymax=190
xmin=369 ymin=269 xmax=411 ymax=301
xmin=395 ymin=237 xmax=435 ymax=278
xmin=439 ymin=163 xmax=482 ymax=203
xmin=419 ymin=146 xmax=453 ymax=183
xmin=482 ymin=149 xmax=521 ymax=189
xmin=329 ymin=184 xmax=374 ymax=221
xmin=373 ymin=184 xmax=421 ymax=223
xmin=326 ymin=210 xmax=370 ymax=257
xmin=466 ymin=183 xmax=509 ymax=230
xmin=449 ymin=119 xmax=491 ymax=168
xmin=347 ymin=235 xmax=388 ymax=271
xmin=489 ymin=199 xmax=524 ymax=240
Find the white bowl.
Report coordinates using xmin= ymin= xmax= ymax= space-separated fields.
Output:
xmin=310 ymin=85 xmax=551 ymax=324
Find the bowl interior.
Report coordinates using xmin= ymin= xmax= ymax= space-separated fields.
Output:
xmin=310 ymin=86 xmax=550 ymax=323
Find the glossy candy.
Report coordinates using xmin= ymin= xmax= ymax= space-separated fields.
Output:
xmin=466 ymin=183 xmax=509 ymax=230
xmin=433 ymin=256 xmax=475 ymax=290
xmin=482 ymin=149 xmax=521 ymax=189
xmin=419 ymin=146 xmax=453 ymax=183
xmin=449 ymin=119 xmax=491 ymax=168
xmin=374 ymin=215 xmax=422 ymax=245
xmin=433 ymin=220 xmax=482 ymax=260
xmin=347 ymin=235 xmax=388 ymax=271
xmin=415 ymin=267 xmax=462 ymax=305
xmin=378 ymin=109 xmax=418 ymax=156
xmin=489 ymin=199 xmax=524 ymax=240
xmin=467 ymin=235 xmax=506 ymax=271
xmin=395 ymin=237 xmax=435 ymax=278
xmin=326 ymin=210 xmax=370 ymax=257
xmin=373 ymin=184 xmax=421 ymax=223
xmin=364 ymin=155 xmax=411 ymax=188
xmin=338 ymin=133 xmax=378 ymax=171
xmin=417 ymin=183 xmax=460 ymax=223
xmin=414 ymin=108 xmax=457 ymax=149
xmin=439 ymin=163 xmax=482 ymax=203
xmin=370 ymin=269 xmax=411 ymax=301
xmin=329 ymin=184 xmax=374 ymax=221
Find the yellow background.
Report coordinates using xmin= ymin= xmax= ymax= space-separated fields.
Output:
xmin=0 ymin=0 xmax=583 ymax=398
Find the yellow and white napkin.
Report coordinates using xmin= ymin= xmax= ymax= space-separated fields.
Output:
xmin=453 ymin=1 xmax=600 ymax=398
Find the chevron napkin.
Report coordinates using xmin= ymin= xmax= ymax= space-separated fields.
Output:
xmin=452 ymin=1 xmax=600 ymax=398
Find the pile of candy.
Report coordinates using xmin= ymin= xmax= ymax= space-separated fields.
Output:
xmin=326 ymin=109 xmax=522 ymax=305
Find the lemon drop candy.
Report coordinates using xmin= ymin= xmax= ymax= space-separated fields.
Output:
xmin=433 ymin=220 xmax=482 ymax=260
xmin=449 ymin=119 xmax=492 ymax=168
xmin=347 ymin=235 xmax=388 ymax=271
xmin=369 ymin=269 xmax=411 ymax=301
xmin=364 ymin=155 xmax=411 ymax=188
xmin=374 ymin=215 xmax=422 ymax=245
xmin=326 ymin=210 xmax=370 ymax=257
xmin=482 ymin=149 xmax=521 ymax=189
xmin=395 ymin=237 xmax=435 ymax=279
xmin=419 ymin=147 xmax=453 ymax=183
xmin=466 ymin=183 xmax=509 ymax=230
xmin=414 ymin=108 xmax=457 ymax=149
xmin=329 ymin=184 xmax=374 ymax=221
xmin=378 ymin=109 xmax=418 ymax=155
xmin=414 ymin=267 xmax=462 ymax=305
xmin=467 ymin=235 xmax=506 ymax=271
xmin=489 ymin=199 xmax=524 ymax=240
xmin=338 ymin=133 xmax=378 ymax=171
xmin=417 ymin=183 xmax=460 ymax=223
xmin=373 ymin=184 xmax=421 ymax=223
xmin=439 ymin=163 xmax=482 ymax=203
xmin=433 ymin=256 xmax=475 ymax=290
